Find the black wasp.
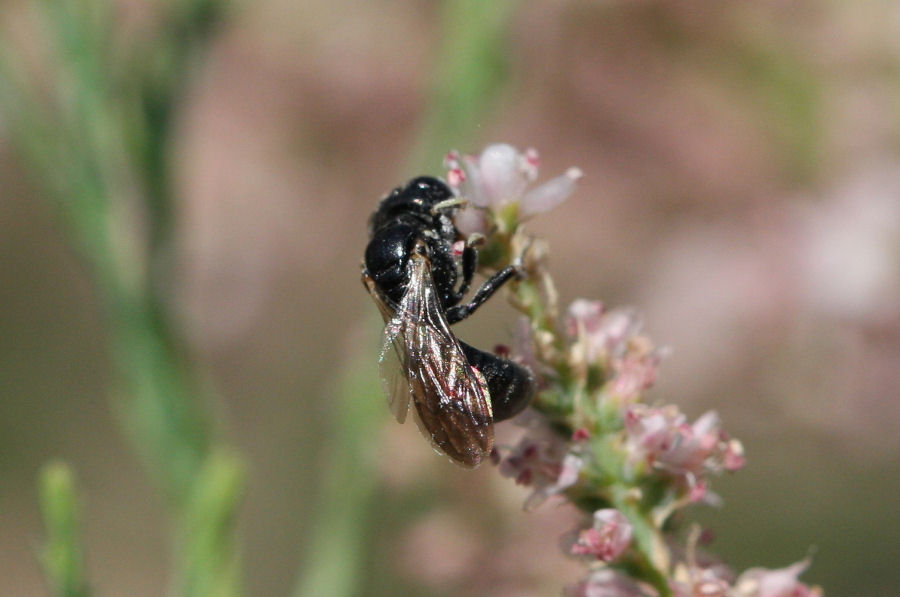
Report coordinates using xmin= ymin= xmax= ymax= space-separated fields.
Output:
xmin=362 ymin=176 xmax=536 ymax=467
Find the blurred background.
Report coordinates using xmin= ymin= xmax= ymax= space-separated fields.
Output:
xmin=2 ymin=1 xmax=899 ymax=596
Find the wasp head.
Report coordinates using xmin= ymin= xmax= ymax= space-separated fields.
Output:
xmin=368 ymin=176 xmax=459 ymax=234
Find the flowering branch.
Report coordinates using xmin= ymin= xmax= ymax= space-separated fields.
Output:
xmin=446 ymin=144 xmax=823 ymax=597
xmin=1 ymin=1 xmax=243 ymax=595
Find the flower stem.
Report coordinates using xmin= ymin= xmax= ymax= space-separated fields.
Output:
xmin=39 ymin=462 xmax=92 ymax=597
xmin=610 ymin=489 xmax=673 ymax=597
xmin=175 ymin=450 xmax=246 ymax=597
xmin=3 ymin=1 xmax=241 ymax=594
xmin=291 ymin=338 xmax=383 ymax=597
xmin=408 ymin=0 xmax=519 ymax=172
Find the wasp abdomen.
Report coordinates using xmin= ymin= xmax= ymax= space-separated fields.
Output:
xmin=460 ymin=342 xmax=536 ymax=422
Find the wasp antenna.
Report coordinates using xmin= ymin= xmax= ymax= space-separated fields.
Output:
xmin=430 ymin=197 xmax=469 ymax=214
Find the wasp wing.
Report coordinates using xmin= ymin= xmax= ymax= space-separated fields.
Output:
xmin=362 ymin=269 xmax=413 ymax=424
xmin=379 ymin=320 xmax=413 ymax=425
xmin=368 ymin=253 xmax=494 ymax=468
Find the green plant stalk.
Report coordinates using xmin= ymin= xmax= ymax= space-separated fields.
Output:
xmin=2 ymin=0 xmax=241 ymax=594
xmin=110 ymin=296 xmax=214 ymax=506
xmin=408 ymin=0 xmax=518 ymax=172
xmin=611 ymin=489 xmax=673 ymax=597
xmin=23 ymin=0 xmax=222 ymax=511
xmin=291 ymin=340 xmax=383 ymax=597
xmin=39 ymin=462 xmax=92 ymax=597
xmin=175 ymin=450 xmax=246 ymax=597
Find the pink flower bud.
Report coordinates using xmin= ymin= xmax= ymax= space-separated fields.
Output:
xmin=570 ymin=509 xmax=633 ymax=562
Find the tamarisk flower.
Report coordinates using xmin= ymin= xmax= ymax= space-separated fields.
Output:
xmin=566 ymin=300 xmax=665 ymax=404
xmin=445 ymin=143 xmax=582 ymax=216
xmin=567 ymin=300 xmax=641 ymax=363
xmin=624 ymin=406 xmax=746 ymax=502
xmin=444 ymin=143 xmax=582 ymax=237
xmin=497 ymin=414 xmax=585 ymax=510
xmin=732 ymin=560 xmax=823 ymax=597
xmin=668 ymin=558 xmax=822 ymax=597
xmin=569 ymin=509 xmax=633 ymax=562
xmin=440 ymin=143 xmax=822 ymax=597
xmin=564 ymin=568 xmax=650 ymax=597
xmin=670 ymin=566 xmax=732 ymax=597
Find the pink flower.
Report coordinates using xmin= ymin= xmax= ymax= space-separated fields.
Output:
xmin=572 ymin=428 xmax=591 ymax=442
xmin=624 ymin=406 xmax=745 ymax=500
xmin=722 ymin=437 xmax=746 ymax=472
xmin=670 ymin=566 xmax=732 ymax=597
xmin=567 ymin=300 xmax=642 ymax=362
xmin=658 ymin=411 xmax=722 ymax=474
xmin=624 ymin=405 xmax=683 ymax=462
xmin=733 ymin=560 xmax=822 ymax=597
xmin=511 ymin=316 xmax=546 ymax=382
xmin=609 ymin=346 xmax=664 ymax=402
xmin=570 ymin=509 xmax=633 ymax=562
xmin=445 ymin=144 xmax=582 ymax=217
xmin=497 ymin=421 xmax=584 ymax=509
xmin=566 ymin=300 xmax=664 ymax=401
xmin=565 ymin=568 xmax=650 ymax=597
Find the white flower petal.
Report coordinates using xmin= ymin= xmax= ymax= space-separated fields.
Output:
xmin=479 ymin=144 xmax=531 ymax=204
xmin=520 ymin=167 xmax=582 ymax=217
xmin=692 ymin=411 xmax=721 ymax=437
xmin=454 ymin=206 xmax=489 ymax=236
xmin=460 ymin=154 xmax=489 ymax=206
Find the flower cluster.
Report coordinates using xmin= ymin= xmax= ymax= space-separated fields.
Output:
xmin=495 ymin=411 xmax=585 ymax=510
xmin=624 ymin=405 xmax=746 ymax=504
xmin=566 ymin=300 xmax=664 ymax=404
xmin=568 ymin=508 xmax=633 ymax=562
xmin=446 ymin=144 xmax=822 ymax=597
xmin=567 ymin=559 xmax=822 ymax=597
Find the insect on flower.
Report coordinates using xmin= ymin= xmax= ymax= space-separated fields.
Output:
xmin=361 ymin=176 xmax=536 ymax=467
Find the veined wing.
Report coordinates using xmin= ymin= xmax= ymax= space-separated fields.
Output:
xmin=367 ymin=250 xmax=494 ymax=467
xmin=363 ymin=268 xmax=412 ymax=423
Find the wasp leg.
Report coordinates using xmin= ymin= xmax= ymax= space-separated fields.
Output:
xmin=452 ymin=245 xmax=478 ymax=302
xmin=446 ymin=264 xmax=520 ymax=324
xmin=448 ymin=234 xmax=487 ymax=306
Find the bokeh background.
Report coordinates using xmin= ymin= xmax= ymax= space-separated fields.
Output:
xmin=2 ymin=1 xmax=899 ymax=596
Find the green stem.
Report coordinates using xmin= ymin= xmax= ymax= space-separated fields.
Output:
xmin=611 ymin=489 xmax=673 ymax=597
xmin=110 ymin=297 xmax=213 ymax=506
xmin=291 ymin=337 xmax=383 ymax=597
xmin=39 ymin=462 xmax=92 ymax=597
xmin=3 ymin=1 xmax=241 ymax=595
xmin=175 ymin=450 xmax=246 ymax=597
xmin=408 ymin=0 xmax=518 ymax=172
